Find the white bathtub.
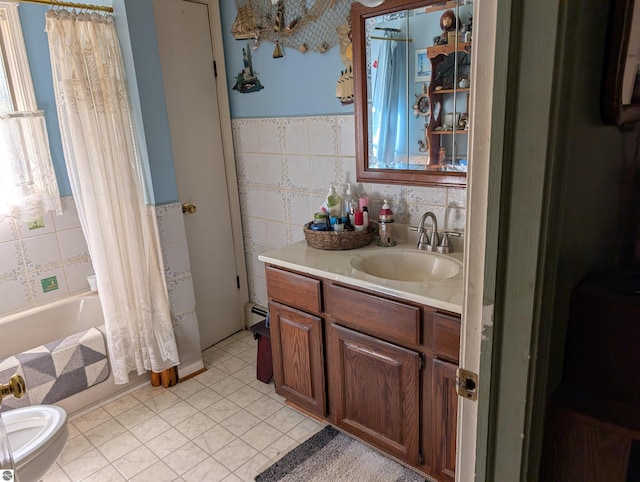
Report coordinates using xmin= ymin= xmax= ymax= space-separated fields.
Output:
xmin=0 ymin=292 xmax=148 ymax=417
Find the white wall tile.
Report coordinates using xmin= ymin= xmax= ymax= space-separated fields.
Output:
xmin=53 ymin=197 xmax=82 ymax=231
xmin=21 ymin=233 xmax=62 ymax=271
xmin=283 ymin=118 xmax=309 ymax=155
xmin=57 ymin=227 xmax=90 ymax=262
xmin=259 ymin=119 xmax=282 ymax=154
xmin=286 ymin=155 xmax=311 ymax=190
xmin=167 ymin=276 xmax=197 ymax=315
xmin=0 ymin=241 xmax=24 ymax=277
xmin=236 ymin=153 xmax=262 ymax=185
xmin=307 ymin=117 xmax=337 ymax=156
xmin=30 ymin=266 xmax=69 ymax=305
xmin=162 ymin=239 xmax=192 ymax=280
xmin=233 ymin=119 xmax=261 ymax=153
xmin=63 ymin=258 xmax=95 ymax=293
xmin=261 ymin=155 xmax=285 ymax=187
xmin=0 ymin=275 xmax=31 ymax=316
xmin=336 ymin=115 xmax=356 ymax=156
xmin=15 ymin=211 xmax=55 ymax=238
xmin=0 ymin=217 xmax=17 ymax=243
xmin=156 ymin=203 xmax=186 ymax=244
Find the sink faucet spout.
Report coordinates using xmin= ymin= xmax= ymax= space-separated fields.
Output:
xmin=417 ymin=212 xmax=439 ymax=251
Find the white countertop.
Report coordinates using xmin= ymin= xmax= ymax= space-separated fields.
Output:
xmin=258 ymin=228 xmax=464 ymax=314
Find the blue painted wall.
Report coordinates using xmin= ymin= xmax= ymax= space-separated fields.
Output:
xmin=16 ymin=1 xmax=352 ymax=203
xmin=218 ymin=2 xmax=354 ymax=118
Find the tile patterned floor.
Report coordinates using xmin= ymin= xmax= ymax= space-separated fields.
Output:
xmin=42 ymin=330 xmax=323 ymax=482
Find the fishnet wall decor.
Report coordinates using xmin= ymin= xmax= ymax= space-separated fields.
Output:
xmin=232 ymin=0 xmax=353 ymax=54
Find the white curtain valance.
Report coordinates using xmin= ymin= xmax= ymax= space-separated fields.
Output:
xmin=0 ymin=110 xmax=62 ymax=221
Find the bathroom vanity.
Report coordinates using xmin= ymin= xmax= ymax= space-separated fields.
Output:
xmin=259 ymin=237 xmax=463 ymax=481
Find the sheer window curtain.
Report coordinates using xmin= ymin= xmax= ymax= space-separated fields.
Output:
xmin=0 ymin=111 xmax=62 ymax=221
xmin=45 ymin=10 xmax=180 ymax=384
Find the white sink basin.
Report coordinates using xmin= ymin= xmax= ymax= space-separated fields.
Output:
xmin=350 ymin=250 xmax=462 ymax=282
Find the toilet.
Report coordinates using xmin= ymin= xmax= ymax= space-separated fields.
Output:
xmin=2 ymin=405 xmax=68 ymax=482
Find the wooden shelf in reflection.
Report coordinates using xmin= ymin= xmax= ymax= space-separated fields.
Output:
xmin=432 ymin=129 xmax=469 ymax=135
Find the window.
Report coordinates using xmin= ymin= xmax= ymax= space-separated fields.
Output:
xmin=0 ymin=2 xmax=61 ymax=221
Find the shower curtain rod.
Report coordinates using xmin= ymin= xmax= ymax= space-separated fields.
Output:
xmin=16 ymin=0 xmax=113 ymax=13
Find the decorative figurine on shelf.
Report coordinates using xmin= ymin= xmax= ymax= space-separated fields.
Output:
xmin=439 ymin=10 xmax=458 ymax=44
xmin=233 ymin=46 xmax=264 ymax=94
xmin=335 ymin=18 xmax=354 ymax=105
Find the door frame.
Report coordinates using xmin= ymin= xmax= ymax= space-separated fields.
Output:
xmin=191 ymin=0 xmax=250 ymax=328
xmin=459 ymin=0 xmax=564 ymax=480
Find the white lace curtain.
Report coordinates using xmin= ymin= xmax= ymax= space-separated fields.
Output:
xmin=0 ymin=110 xmax=62 ymax=221
xmin=45 ymin=9 xmax=180 ymax=384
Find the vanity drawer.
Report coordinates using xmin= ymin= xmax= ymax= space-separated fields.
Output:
xmin=432 ymin=312 xmax=461 ymax=363
xmin=327 ymin=284 xmax=420 ymax=347
xmin=266 ymin=266 xmax=322 ymax=315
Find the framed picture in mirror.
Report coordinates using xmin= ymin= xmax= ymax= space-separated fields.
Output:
xmin=415 ymin=49 xmax=430 ymax=82
xmin=601 ymin=0 xmax=640 ymax=128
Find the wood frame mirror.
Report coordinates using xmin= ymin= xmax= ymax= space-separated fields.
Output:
xmin=353 ymin=0 xmax=471 ymax=187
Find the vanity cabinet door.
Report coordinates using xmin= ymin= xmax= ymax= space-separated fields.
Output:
xmin=431 ymin=357 xmax=458 ymax=482
xmin=329 ymin=323 xmax=420 ymax=465
xmin=269 ymin=301 xmax=326 ymax=417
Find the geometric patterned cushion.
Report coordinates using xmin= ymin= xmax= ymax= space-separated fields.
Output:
xmin=0 ymin=327 xmax=109 ymax=412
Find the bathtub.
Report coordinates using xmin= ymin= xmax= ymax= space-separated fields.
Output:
xmin=0 ymin=292 xmax=148 ymax=417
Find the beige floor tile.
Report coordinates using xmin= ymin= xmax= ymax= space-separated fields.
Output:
xmin=245 ymin=394 xmax=284 ymax=420
xmin=143 ymin=389 xmax=181 ymax=413
xmin=202 ymin=398 xmax=242 ymax=423
xmin=41 ymin=467 xmax=71 ymax=482
xmin=103 ymin=393 xmax=141 ymax=417
xmin=240 ymin=421 xmax=283 ymax=452
xmin=146 ymin=427 xmax=189 ymax=458
xmin=234 ymin=453 xmax=270 ymax=482
xmin=158 ymin=399 xmax=199 ymax=426
xmin=184 ymin=387 xmax=223 ymax=410
xmin=194 ymin=366 xmax=229 ymax=387
xmin=174 ymin=411 xmax=217 ymax=439
xmin=216 ymin=356 xmax=249 ymax=376
xmin=225 ymin=385 xmax=263 ymax=408
xmin=99 ymin=431 xmax=143 ymax=462
xmin=210 ymin=375 xmax=246 ymax=397
xmin=129 ymin=460 xmax=179 ymax=482
xmin=212 ymin=438 xmax=258 ymax=472
xmin=117 ymin=403 xmax=156 ymax=429
xmin=87 ymin=463 xmax=127 ymax=481
xmin=60 ymin=448 xmax=109 ymax=480
xmin=264 ymin=406 xmax=306 ymax=433
xmin=193 ymin=424 xmax=236 ymax=455
xmin=83 ymin=417 xmax=127 ymax=447
xmin=219 ymin=409 xmax=261 ymax=437
xmin=261 ymin=434 xmax=296 ymax=462
xmin=71 ymin=407 xmax=112 ymax=432
xmin=169 ymin=377 xmax=206 ymax=399
xmin=57 ymin=434 xmax=93 ymax=466
xmin=163 ymin=441 xmax=209 ymax=475
xmin=182 ymin=456 xmax=231 ymax=482
xmin=112 ymin=445 xmax=159 ymax=480
xmin=128 ymin=414 xmax=172 ymax=443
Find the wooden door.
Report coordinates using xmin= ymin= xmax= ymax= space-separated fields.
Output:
xmin=269 ymin=301 xmax=326 ymax=417
xmin=152 ymin=0 xmax=242 ymax=349
xmin=330 ymin=323 xmax=420 ymax=465
xmin=432 ymin=358 xmax=458 ymax=481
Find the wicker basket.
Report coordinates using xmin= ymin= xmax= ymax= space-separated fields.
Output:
xmin=303 ymin=222 xmax=376 ymax=250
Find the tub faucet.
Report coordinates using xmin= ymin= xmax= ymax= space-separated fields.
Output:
xmin=0 ymin=374 xmax=25 ymax=408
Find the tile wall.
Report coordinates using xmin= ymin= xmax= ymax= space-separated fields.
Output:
xmin=232 ymin=114 xmax=467 ymax=308
xmin=0 ymin=197 xmax=202 ymax=373
xmin=0 ymin=197 xmax=93 ymax=317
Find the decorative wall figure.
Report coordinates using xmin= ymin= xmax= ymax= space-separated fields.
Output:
xmin=233 ymin=46 xmax=264 ymax=93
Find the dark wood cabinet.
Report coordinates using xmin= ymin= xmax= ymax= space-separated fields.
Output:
xmin=269 ymin=301 xmax=326 ymax=417
xmin=431 ymin=358 xmax=458 ymax=482
xmin=330 ymin=323 xmax=420 ymax=465
xmin=265 ymin=264 xmax=461 ymax=480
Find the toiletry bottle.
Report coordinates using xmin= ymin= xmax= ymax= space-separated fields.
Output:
xmin=377 ymin=199 xmax=396 ymax=247
xmin=344 ymin=182 xmax=359 ymax=218
xmin=325 ymin=183 xmax=342 ymax=217
xmin=362 ymin=206 xmax=369 ymax=228
xmin=354 ymin=211 xmax=364 ymax=231
xmin=359 ymin=194 xmax=370 ymax=213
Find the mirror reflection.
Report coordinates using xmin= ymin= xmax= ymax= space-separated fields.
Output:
xmin=354 ymin=0 xmax=473 ymax=187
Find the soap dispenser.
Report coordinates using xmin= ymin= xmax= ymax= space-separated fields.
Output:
xmin=377 ymin=199 xmax=396 ymax=247
xmin=325 ymin=183 xmax=342 ymax=217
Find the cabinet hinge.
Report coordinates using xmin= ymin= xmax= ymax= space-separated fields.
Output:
xmin=456 ymin=368 xmax=479 ymax=401
xmin=236 ymin=275 xmax=240 ymax=289
xmin=213 ymin=60 xmax=218 ymax=77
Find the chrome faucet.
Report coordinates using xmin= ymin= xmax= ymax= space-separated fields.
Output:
xmin=416 ymin=211 xmax=453 ymax=253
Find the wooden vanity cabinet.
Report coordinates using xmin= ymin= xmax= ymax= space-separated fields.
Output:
xmin=266 ymin=267 xmax=326 ymax=417
xmin=265 ymin=264 xmax=461 ymax=480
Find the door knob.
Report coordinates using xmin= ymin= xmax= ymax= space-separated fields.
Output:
xmin=0 ymin=374 xmax=26 ymax=407
xmin=182 ymin=203 xmax=197 ymax=214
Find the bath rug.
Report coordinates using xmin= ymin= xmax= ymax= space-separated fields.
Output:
xmin=254 ymin=425 xmax=428 ymax=482
xmin=0 ymin=327 xmax=109 ymax=412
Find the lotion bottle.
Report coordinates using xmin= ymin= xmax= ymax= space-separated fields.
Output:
xmin=325 ymin=183 xmax=342 ymax=217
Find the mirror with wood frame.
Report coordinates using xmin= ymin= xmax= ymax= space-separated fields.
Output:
xmin=353 ymin=0 xmax=473 ymax=187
